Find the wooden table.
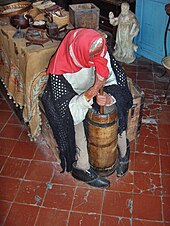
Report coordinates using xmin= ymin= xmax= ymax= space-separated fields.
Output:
xmin=0 ymin=25 xmax=60 ymax=139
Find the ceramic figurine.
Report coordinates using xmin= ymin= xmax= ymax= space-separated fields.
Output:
xmin=109 ymin=2 xmax=139 ymax=64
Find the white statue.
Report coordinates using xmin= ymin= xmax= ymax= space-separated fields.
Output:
xmin=109 ymin=2 xmax=140 ymax=64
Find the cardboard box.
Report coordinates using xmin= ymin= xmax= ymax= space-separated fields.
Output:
xmin=69 ymin=3 xmax=100 ymax=29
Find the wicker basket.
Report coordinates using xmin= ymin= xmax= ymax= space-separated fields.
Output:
xmin=0 ymin=1 xmax=32 ymax=18
xmin=51 ymin=10 xmax=69 ymax=28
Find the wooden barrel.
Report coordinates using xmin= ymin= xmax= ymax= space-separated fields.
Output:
xmin=86 ymin=106 xmax=118 ymax=177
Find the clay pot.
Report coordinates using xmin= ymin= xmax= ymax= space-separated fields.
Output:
xmin=10 ymin=14 xmax=33 ymax=29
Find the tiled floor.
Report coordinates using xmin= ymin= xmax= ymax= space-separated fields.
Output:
xmin=0 ymin=57 xmax=170 ymax=226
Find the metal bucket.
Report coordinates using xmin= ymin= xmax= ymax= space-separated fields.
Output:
xmin=86 ymin=105 xmax=118 ymax=177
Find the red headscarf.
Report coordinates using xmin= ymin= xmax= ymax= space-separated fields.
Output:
xmin=47 ymin=28 xmax=109 ymax=79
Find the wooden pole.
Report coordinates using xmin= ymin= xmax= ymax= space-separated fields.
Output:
xmin=99 ymin=87 xmax=104 ymax=114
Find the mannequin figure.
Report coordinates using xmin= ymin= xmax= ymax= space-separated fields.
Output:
xmin=109 ymin=2 xmax=139 ymax=64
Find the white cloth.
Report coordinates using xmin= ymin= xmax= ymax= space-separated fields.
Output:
xmin=63 ymin=51 xmax=117 ymax=125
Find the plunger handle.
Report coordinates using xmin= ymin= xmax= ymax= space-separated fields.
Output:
xmin=99 ymin=87 xmax=104 ymax=114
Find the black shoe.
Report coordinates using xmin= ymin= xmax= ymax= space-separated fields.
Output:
xmin=72 ymin=165 xmax=110 ymax=188
xmin=116 ymin=139 xmax=130 ymax=177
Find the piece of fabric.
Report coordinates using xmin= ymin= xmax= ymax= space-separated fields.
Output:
xmin=41 ymin=74 xmax=77 ymax=172
xmin=0 ymin=26 xmax=60 ymax=140
xmin=47 ymin=28 xmax=109 ymax=79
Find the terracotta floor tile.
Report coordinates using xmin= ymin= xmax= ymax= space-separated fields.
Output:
xmin=102 ymin=191 xmax=133 ymax=217
xmin=136 ymin=136 xmax=159 ymax=155
xmin=0 ymin=124 xmax=23 ymax=139
xmin=161 ymin=104 xmax=170 ymax=111
xmin=10 ymin=141 xmax=37 ymax=159
xmin=133 ymin=194 xmax=162 ymax=221
xmin=7 ymin=113 xmax=22 ymax=125
xmin=163 ymin=197 xmax=170 ymax=222
xmin=129 ymin=152 xmax=135 ymax=171
xmin=158 ymin=111 xmax=170 ymax=125
xmin=52 ymin=164 xmax=78 ymax=186
xmin=0 ymin=111 xmax=12 ymax=124
xmin=0 ymin=100 xmax=12 ymax=111
xmin=68 ymin=212 xmax=100 ymax=226
xmin=101 ymin=215 xmax=131 ymax=226
xmin=134 ymin=152 xmax=160 ymax=173
xmin=0 ymin=155 xmax=7 ymax=171
xmin=158 ymin=124 xmax=170 ymax=139
xmin=107 ymin=171 xmax=133 ymax=193
xmin=137 ymin=71 xmax=154 ymax=81
xmin=146 ymin=103 xmax=161 ymax=112
xmin=1 ymin=158 xmax=30 ymax=179
xmin=129 ymin=140 xmax=135 ymax=152
xmin=34 ymin=143 xmax=57 ymax=162
xmin=19 ymin=127 xmax=31 ymax=142
xmin=4 ymin=203 xmax=39 ymax=226
xmin=162 ymin=175 xmax=170 ymax=197
xmin=138 ymin=63 xmax=153 ymax=72
xmin=155 ymin=81 xmax=168 ymax=90
xmin=43 ymin=184 xmax=75 ymax=210
xmin=160 ymin=155 xmax=170 ymax=174
xmin=122 ymin=63 xmax=137 ymax=73
xmin=132 ymin=219 xmax=164 ymax=226
xmin=136 ymin=80 xmax=154 ymax=90
xmin=140 ymin=124 xmax=158 ymax=139
xmin=0 ymin=200 xmax=12 ymax=225
xmin=25 ymin=161 xmax=54 ymax=182
xmin=0 ymin=138 xmax=17 ymax=156
xmin=0 ymin=177 xmax=21 ymax=201
xmin=127 ymin=72 xmax=137 ymax=81
xmin=134 ymin=172 xmax=162 ymax=196
xmin=0 ymin=123 xmax=4 ymax=132
xmin=72 ymin=187 xmax=103 ymax=214
xmin=15 ymin=180 xmax=47 ymax=206
xmin=143 ymin=89 xmax=155 ymax=99
xmin=159 ymin=138 xmax=170 ymax=156
xmin=36 ymin=208 xmax=69 ymax=226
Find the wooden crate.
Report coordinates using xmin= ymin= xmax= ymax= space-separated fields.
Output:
xmin=127 ymin=78 xmax=145 ymax=142
xmin=39 ymin=101 xmax=61 ymax=163
xmin=69 ymin=3 xmax=100 ymax=29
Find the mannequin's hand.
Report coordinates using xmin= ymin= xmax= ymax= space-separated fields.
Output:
xmin=109 ymin=11 xmax=114 ymax=19
xmin=84 ymin=75 xmax=105 ymax=100
xmin=96 ymin=92 xmax=113 ymax=106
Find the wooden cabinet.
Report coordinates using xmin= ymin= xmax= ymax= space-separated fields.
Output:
xmin=135 ymin=0 xmax=170 ymax=64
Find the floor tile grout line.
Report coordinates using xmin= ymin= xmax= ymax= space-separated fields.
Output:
xmin=1 ymin=201 xmax=13 ymax=226
xmin=66 ymin=184 xmax=78 ymax=226
xmin=159 ymin=138 xmax=165 ymax=223
xmin=0 ymin=140 xmax=16 ymax=174
xmin=33 ymin=161 xmax=58 ymax=225
xmin=1 ymin=177 xmax=23 ymax=226
xmin=98 ymin=187 xmax=106 ymax=226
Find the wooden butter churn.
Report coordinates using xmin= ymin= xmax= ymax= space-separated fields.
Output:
xmin=86 ymin=90 xmax=118 ymax=177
